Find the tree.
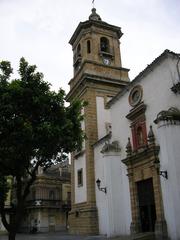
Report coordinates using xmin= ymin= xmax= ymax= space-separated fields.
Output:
xmin=0 ymin=58 xmax=84 ymax=240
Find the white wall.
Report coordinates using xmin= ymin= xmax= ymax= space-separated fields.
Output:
xmin=157 ymin=122 xmax=180 ymax=240
xmin=74 ymin=153 xmax=87 ymax=203
xmin=104 ymin=152 xmax=131 ymax=237
xmin=94 ymin=143 xmax=108 ymax=235
xmin=94 ymin=141 xmax=131 ymax=237
xmin=109 ymin=55 xmax=180 ymax=239
xmin=96 ymin=96 xmax=111 ymax=139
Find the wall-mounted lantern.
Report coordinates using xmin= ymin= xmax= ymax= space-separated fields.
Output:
xmin=154 ymin=159 xmax=168 ymax=179
xmin=96 ymin=178 xmax=107 ymax=194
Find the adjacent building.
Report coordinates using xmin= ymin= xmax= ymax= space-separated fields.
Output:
xmin=21 ymin=163 xmax=71 ymax=233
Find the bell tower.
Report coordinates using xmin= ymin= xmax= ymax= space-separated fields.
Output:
xmin=67 ymin=8 xmax=130 ymax=234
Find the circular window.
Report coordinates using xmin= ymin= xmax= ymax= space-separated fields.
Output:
xmin=129 ymin=85 xmax=143 ymax=107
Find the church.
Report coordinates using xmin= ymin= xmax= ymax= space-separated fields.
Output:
xmin=66 ymin=7 xmax=180 ymax=240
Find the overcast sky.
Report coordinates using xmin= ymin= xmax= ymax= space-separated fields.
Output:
xmin=0 ymin=0 xmax=179 ymax=93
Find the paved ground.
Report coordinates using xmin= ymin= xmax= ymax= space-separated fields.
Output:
xmin=0 ymin=232 xmax=110 ymax=240
xmin=0 ymin=230 xmax=155 ymax=240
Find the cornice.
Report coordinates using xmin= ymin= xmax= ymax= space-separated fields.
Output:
xmin=69 ymin=20 xmax=123 ymax=45
xmin=126 ymin=102 xmax=146 ymax=120
xmin=154 ymin=107 xmax=180 ymax=124
xmin=66 ymin=73 xmax=128 ymax=101
xmin=122 ymin=145 xmax=160 ymax=166
xmin=93 ymin=132 xmax=111 ymax=148
xmin=68 ymin=59 xmax=130 ymax=86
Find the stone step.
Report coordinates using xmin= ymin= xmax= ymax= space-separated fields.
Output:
xmin=132 ymin=232 xmax=155 ymax=240
xmin=109 ymin=232 xmax=155 ymax=240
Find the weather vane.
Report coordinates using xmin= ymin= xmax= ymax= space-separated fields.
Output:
xmin=92 ymin=0 xmax=95 ymax=8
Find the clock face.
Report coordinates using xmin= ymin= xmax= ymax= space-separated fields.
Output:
xmin=102 ymin=57 xmax=111 ymax=65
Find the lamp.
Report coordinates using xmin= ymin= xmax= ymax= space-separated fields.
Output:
xmin=154 ymin=159 xmax=168 ymax=179
xmin=96 ymin=178 xmax=107 ymax=194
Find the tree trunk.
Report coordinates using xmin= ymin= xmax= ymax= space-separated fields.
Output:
xmin=8 ymin=231 xmax=16 ymax=240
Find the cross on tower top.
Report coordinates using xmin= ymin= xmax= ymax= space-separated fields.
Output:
xmin=92 ymin=0 xmax=95 ymax=8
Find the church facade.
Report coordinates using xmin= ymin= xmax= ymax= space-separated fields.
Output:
xmin=67 ymin=8 xmax=180 ymax=240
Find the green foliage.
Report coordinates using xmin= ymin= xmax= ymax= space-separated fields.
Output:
xmin=0 ymin=61 xmax=13 ymax=83
xmin=0 ymin=57 xmax=84 ymax=238
xmin=1 ymin=56 xmax=85 ymax=240
xmin=0 ymin=57 xmax=84 ymax=178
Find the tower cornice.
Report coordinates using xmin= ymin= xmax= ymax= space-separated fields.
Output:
xmin=66 ymin=72 xmax=128 ymax=102
xmin=69 ymin=20 xmax=123 ymax=46
xmin=69 ymin=59 xmax=129 ymax=85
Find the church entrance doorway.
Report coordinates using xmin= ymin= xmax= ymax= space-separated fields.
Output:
xmin=137 ymin=178 xmax=156 ymax=232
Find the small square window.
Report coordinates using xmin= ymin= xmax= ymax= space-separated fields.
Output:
xmin=77 ymin=168 xmax=83 ymax=187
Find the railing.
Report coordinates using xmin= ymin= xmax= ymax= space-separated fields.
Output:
xmin=26 ymin=199 xmax=62 ymax=208
xmin=26 ymin=199 xmax=71 ymax=210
